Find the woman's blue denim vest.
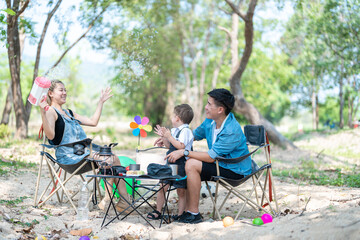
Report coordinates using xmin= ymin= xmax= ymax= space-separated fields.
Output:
xmin=52 ymin=107 xmax=90 ymax=164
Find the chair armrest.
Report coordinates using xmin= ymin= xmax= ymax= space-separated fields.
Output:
xmin=136 ymin=146 xmax=167 ymax=153
xmin=91 ymin=143 xmax=101 ymax=152
xmin=215 ymin=143 xmax=268 ymax=164
xmin=41 ymin=138 xmax=93 ymax=149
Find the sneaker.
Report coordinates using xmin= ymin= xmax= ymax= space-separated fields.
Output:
xmin=173 ymin=211 xmax=186 ymax=221
xmin=177 ymin=212 xmax=203 ymax=224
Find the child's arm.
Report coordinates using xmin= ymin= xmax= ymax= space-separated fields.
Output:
xmin=163 ymin=129 xmax=185 ymax=150
xmin=154 ymin=125 xmax=171 ymax=148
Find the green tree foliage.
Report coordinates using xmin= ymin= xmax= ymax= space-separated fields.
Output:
xmin=87 ymin=0 xmax=182 ymax=124
xmin=242 ymin=47 xmax=295 ymax=123
xmin=0 ymin=8 xmax=15 ymax=45
xmin=84 ymin=0 xmax=297 ymax=126
xmin=315 ymin=0 xmax=360 ymax=126
xmin=281 ymin=0 xmax=360 ymax=128
xmin=0 ymin=53 xmax=10 ymax=100
xmin=282 ymin=1 xmax=333 ymax=107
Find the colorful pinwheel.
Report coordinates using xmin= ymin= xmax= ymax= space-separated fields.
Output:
xmin=130 ymin=115 xmax=152 ymax=138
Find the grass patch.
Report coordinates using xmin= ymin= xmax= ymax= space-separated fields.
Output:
xmin=0 ymin=158 xmax=37 ymax=176
xmin=284 ymin=128 xmax=341 ymax=142
xmin=0 ymin=196 xmax=29 ymax=207
xmin=8 ymin=218 xmax=39 ymax=228
xmin=273 ymin=166 xmax=360 ymax=188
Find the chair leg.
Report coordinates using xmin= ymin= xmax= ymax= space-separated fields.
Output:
xmin=37 ymin=164 xmax=61 ymax=204
xmin=60 ymin=171 xmax=67 ymax=203
xmin=91 ymin=162 xmax=102 ymax=201
xmin=258 ymin=168 xmax=279 ymax=216
xmin=252 ymin=175 xmax=260 ymax=206
xmin=218 ymin=189 xmax=233 ymax=213
xmin=46 ymin=160 xmax=62 ymax=203
xmin=38 ymin=162 xmax=78 ymax=212
xmin=34 ymin=153 xmax=45 ymax=206
xmin=215 ymin=179 xmax=263 ymax=220
xmin=269 ymin=169 xmax=280 ymax=215
xmin=206 ymin=181 xmax=222 ymax=220
xmin=256 ymin=173 xmax=276 ymax=215
xmin=231 ymin=171 xmax=272 ymax=220
xmin=38 ymin=160 xmax=89 ymax=211
xmin=260 ymin=169 xmax=269 ymax=207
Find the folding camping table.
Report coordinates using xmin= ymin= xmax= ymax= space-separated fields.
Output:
xmin=87 ymin=174 xmax=185 ymax=229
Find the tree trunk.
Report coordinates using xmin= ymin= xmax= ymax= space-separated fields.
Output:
xmin=311 ymin=79 xmax=319 ymax=130
xmin=230 ymin=13 xmax=239 ymax=74
xmin=311 ymin=88 xmax=316 ymax=130
xmin=339 ymin=78 xmax=344 ymax=129
xmin=164 ymin=78 xmax=175 ymax=127
xmin=347 ymin=95 xmax=353 ymax=128
xmin=339 ymin=59 xmax=344 ymax=129
xmin=233 ymin=97 xmax=295 ymax=148
xmin=347 ymin=76 xmax=354 ymax=128
xmin=226 ymin=0 xmax=295 ymax=149
xmin=1 ymin=2 xmax=26 ymax=127
xmin=316 ymin=93 xmax=319 ymax=130
xmin=7 ymin=1 xmax=28 ymax=139
xmin=1 ymin=86 xmax=13 ymax=125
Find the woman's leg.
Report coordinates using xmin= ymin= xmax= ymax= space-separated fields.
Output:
xmin=99 ymin=156 xmax=130 ymax=211
xmin=147 ymin=183 xmax=169 ymax=219
xmin=156 ymin=183 xmax=169 ymax=213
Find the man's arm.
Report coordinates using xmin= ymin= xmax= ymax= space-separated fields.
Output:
xmin=193 ymin=119 xmax=209 ymax=141
xmin=165 ymin=149 xmax=215 ymax=163
xmin=208 ymin=131 xmax=240 ymax=159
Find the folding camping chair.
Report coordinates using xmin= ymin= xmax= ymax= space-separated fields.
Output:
xmin=205 ymin=125 xmax=279 ymax=220
xmin=34 ymin=136 xmax=102 ymax=212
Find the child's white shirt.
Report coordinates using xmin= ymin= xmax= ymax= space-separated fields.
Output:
xmin=170 ymin=124 xmax=194 ymax=159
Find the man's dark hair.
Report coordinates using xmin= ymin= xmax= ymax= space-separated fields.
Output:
xmin=174 ymin=104 xmax=194 ymax=124
xmin=207 ymin=88 xmax=235 ymax=115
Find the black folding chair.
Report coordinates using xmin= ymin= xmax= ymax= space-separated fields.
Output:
xmin=205 ymin=125 xmax=279 ymax=220
xmin=34 ymin=137 xmax=101 ymax=212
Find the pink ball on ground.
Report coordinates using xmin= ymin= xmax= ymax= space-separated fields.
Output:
xmin=261 ymin=213 xmax=273 ymax=224
xmin=79 ymin=236 xmax=90 ymax=240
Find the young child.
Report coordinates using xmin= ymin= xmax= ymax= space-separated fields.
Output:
xmin=147 ymin=104 xmax=194 ymax=220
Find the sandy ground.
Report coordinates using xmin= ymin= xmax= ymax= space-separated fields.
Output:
xmin=0 ymin=129 xmax=360 ymax=240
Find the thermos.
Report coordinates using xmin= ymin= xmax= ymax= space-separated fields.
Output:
xmin=28 ymin=76 xmax=51 ymax=106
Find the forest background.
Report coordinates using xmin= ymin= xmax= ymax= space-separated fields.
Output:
xmin=0 ymin=1 xmax=359 ymax=238
xmin=0 ymin=0 xmax=359 ymax=148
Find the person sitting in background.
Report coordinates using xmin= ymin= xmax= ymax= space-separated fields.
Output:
xmin=39 ymin=80 xmax=130 ymax=213
xmin=147 ymin=104 xmax=194 ymax=221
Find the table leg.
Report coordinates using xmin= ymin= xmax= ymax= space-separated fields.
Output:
xmin=160 ymin=182 xmax=173 ymax=228
xmin=101 ymin=177 xmax=120 ymax=228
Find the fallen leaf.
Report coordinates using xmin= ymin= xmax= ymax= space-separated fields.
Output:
xmin=69 ymin=228 xmax=92 ymax=236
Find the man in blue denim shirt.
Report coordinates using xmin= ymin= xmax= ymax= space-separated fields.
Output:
xmin=165 ymin=88 xmax=251 ymax=223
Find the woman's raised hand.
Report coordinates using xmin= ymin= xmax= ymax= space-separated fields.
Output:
xmin=99 ymin=87 xmax=113 ymax=103
xmin=39 ymin=95 xmax=49 ymax=112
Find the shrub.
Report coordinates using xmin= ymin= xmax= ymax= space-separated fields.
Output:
xmin=0 ymin=124 xmax=10 ymax=138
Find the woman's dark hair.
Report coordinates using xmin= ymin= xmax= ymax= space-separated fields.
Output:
xmin=207 ymin=88 xmax=235 ymax=115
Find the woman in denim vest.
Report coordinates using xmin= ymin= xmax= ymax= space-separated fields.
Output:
xmin=39 ymin=80 xmax=130 ymax=213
